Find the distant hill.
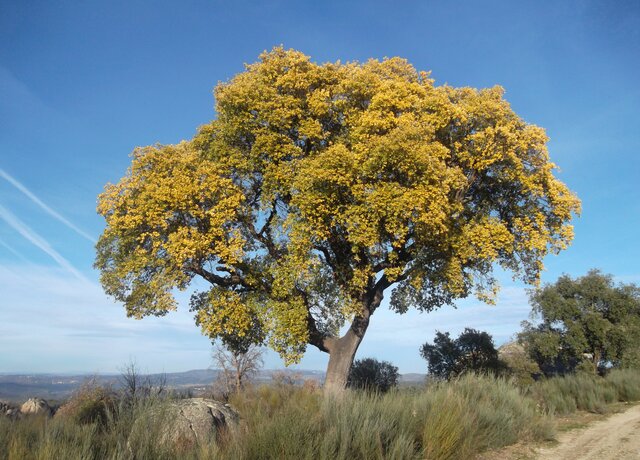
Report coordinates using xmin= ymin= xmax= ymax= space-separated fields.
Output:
xmin=0 ymin=369 xmax=425 ymax=402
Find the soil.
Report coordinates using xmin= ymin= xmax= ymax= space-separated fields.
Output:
xmin=535 ymin=403 xmax=640 ymax=459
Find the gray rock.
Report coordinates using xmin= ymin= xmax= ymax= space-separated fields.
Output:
xmin=0 ymin=400 xmax=22 ymax=420
xmin=20 ymin=398 xmax=53 ymax=417
xmin=129 ymin=398 xmax=239 ymax=450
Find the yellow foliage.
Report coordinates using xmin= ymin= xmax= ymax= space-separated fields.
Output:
xmin=96 ymin=47 xmax=580 ymax=363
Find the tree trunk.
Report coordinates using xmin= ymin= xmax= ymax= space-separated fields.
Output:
xmin=323 ymin=314 xmax=370 ymax=394
xmin=592 ymin=350 xmax=601 ymax=375
xmin=235 ymin=360 xmax=242 ymax=393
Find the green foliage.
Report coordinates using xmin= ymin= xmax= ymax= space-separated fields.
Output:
xmin=421 ymin=375 xmax=554 ymax=459
xmin=96 ymin=47 xmax=579 ymax=375
xmin=529 ymin=370 xmax=640 ymax=416
xmin=0 ymin=415 xmax=100 ymax=460
xmin=420 ymin=328 xmax=505 ymax=379
xmin=605 ymin=368 xmax=640 ymax=401
xmin=228 ymin=375 xmax=552 ymax=459
xmin=347 ymin=357 xmax=399 ymax=393
xmin=532 ymin=373 xmax=616 ymax=415
xmin=0 ymin=374 xmax=565 ymax=460
xmin=520 ymin=270 xmax=640 ymax=376
xmin=6 ymin=371 xmax=640 ymax=459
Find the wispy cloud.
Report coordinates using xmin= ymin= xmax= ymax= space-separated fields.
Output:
xmin=0 ymin=204 xmax=87 ymax=282
xmin=0 ymin=264 xmax=211 ymax=373
xmin=0 ymin=236 xmax=31 ymax=264
xmin=0 ymin=168 xmax=96 ymax=243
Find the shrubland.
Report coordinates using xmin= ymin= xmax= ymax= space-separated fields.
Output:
xmin=2 ymin=369 xmax=640 ymax=460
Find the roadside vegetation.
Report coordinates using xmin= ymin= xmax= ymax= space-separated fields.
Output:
xmin=2 ymin=369 xmax=640 ymax=460
xmin=3 ymin=270 xmax=638 ymax=459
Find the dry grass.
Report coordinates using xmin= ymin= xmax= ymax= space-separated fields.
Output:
xmin=2 ymin=370 xmax=640 ymax=459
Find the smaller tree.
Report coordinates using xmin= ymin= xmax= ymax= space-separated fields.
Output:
xmin=347 ymin=358 xmax=399 ymax=393
xmin=119 ymin=359 xmax=166 ymax=405
xmin=212 ymin=341 xmax=264 ymax=395
xmin=520 ymin=269 xmax=640 ymax=376
xmin=420 ymin=328 xmax=503 ymax=379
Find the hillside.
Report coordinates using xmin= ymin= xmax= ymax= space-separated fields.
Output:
xmin=0 ymin=369 xmax=422 ymax=402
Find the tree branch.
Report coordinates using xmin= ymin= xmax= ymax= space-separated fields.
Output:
xmin=193 ymin=265 xmax=251 ymax=290
xmin=295 ymin=286 xmax=331 ymax=353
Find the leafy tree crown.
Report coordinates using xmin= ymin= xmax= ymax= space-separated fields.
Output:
xmin=96 ymin=47 xmax=580 ymax=364
xmin=421 ymin=328 xmax=503 ymax=379
xmin=520 ymin=269 xmax=640 ymax=375
xmin=347 ymin=358 xmax=399 ymax=392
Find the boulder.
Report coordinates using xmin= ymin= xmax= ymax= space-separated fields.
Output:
xmin=20 ymin=398 xmax=53 ymax=416
xmin=129 ymin=398 xmax=239 ymax=451
xmin=498 ymin=341 xmax=541 ymax=384
xmin=0 ymin=400 xmax=22 ymax=420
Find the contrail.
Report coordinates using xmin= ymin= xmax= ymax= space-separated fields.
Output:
xmin=0 ymin=236 xmax=32 ymax=264
xmin=0 ymin=168 xmax=96 ymax=243
xmin=0 ymin=204 xmax=88 ymax=282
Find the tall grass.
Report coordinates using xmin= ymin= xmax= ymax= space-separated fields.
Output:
xmin=2 ymin=370 xmax=639 ymax=459
xmin=419 ymin=375 xmax=554 ymax=459
xmin=531 ymin=369 xmax=640 ymax=416
xmin=606 ymin=368 xmax=640 ymax=401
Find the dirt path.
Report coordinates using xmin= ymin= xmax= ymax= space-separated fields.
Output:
xmin=535 ymin=404 xmax=640 ymax=459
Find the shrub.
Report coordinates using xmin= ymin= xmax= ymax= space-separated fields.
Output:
xmin=532 ymin=372 xmax=620 ymax=415
xmin=54 ymin=379 xmax=117 ymax=427
xmin=606 ymin=368 xmax=640 ymax=401
xmin=347 ymin=358 xmax=399 ymax=393
xmin=9 ymin=373 xmax=620 ymax=459
xmin=420 ymin=375 xmax=554 ymax=459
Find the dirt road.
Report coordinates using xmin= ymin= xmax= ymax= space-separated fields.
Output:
xmin=536 ymin=404 xmax=640 ymax=459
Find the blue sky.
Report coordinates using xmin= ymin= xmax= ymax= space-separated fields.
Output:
xmin=0 ymin=0 xmax=638 ymax=374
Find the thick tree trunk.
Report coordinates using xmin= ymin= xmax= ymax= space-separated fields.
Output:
xmin=315 ymin=276 xmax=388 ymax=394
xmin=323 ymin=313 xmax=370 ymax=394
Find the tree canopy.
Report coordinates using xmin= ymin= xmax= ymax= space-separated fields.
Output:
xmin=347 ymin=358 xmax=399 ymax=393
xmin=520 ymin=270 xmax=640 ymax=375
xmin=420 ymin=328 xmax=504 ymax=379
xmin=95 ymin=47 xmax=580 ymax=391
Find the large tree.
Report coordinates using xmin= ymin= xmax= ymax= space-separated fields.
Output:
xmin=520 ymin=270 xmax=640 ymax=375
xmin=96 ymin=47 xmax=580 ymax=393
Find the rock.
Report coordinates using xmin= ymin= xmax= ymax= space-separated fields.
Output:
xmin=0 ymin=400 xmax=22 ymax=420
xmin=129 ymin=398 xmax=239 ymax=451
xmin=20 ymin=398 xmax=53 ymax=417
xmin=498 ymin=341 xmax=541 ymax=384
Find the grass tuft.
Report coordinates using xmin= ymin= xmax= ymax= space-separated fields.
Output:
xmin=3 ymin=370 xmax=640 ymax=459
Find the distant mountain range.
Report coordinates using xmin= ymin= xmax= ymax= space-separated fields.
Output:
xmin=0 ymin=369 xmax=426 ymax=402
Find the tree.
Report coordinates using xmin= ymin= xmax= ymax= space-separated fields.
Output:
xmin=119 ymin=359 xmax=166 ymax=405
xmin=347 ymin=357 xmax=399 ymax=392
xmin=520 ymin=270 xmax=640 ymax=375
xmin=212 ymin=341 xmax=263 ymax=395
xmin=420 ymin=328 xmax=504 ymax=379
xmin=95 ymin=47 xmax=580 ymax=393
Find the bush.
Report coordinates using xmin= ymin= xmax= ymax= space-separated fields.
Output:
xmin=225 ymin=374 xmax=551 ymax=459
xmin=15 ymin=371 xmax=640 ymax=459
xmin=420 ymin=375 xmax=554 ymax=459
xmin=347 ymin=358 xmax=399 ymax=393
xmin=54 ymin=379 xmax=117 ymax=427
xmin=532 ymin=372 xmax=622 ymax=415
xmin=606 ymin=368 xmax=640 ymax=401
